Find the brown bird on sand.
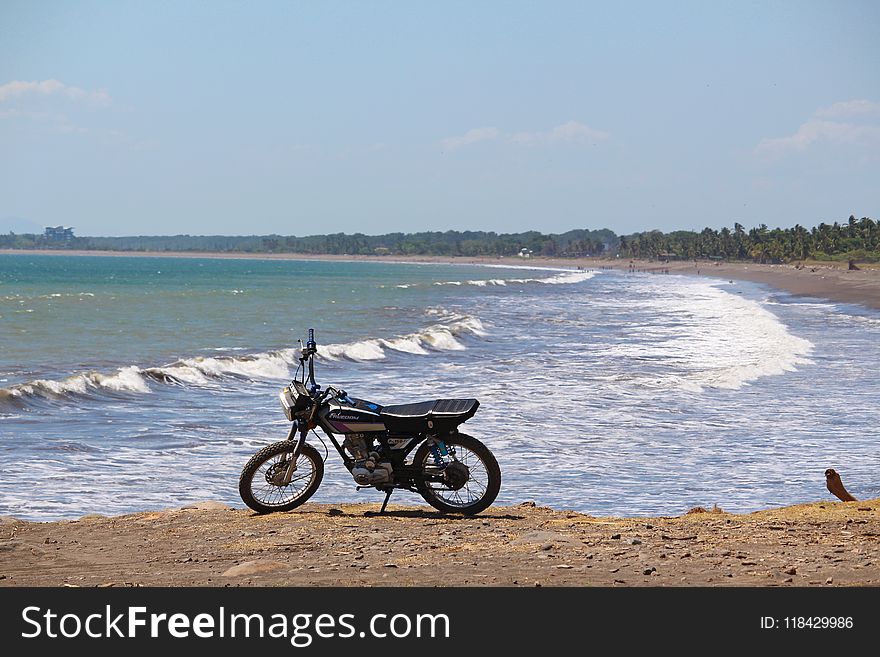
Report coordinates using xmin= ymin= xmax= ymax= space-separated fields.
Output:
xmin=825 ymin=469 xmax=857 ymax=502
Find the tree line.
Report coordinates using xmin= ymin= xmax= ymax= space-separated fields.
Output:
xmin=0 ymin=228 xmax=615 ymax=258
xmin=617 ymin=216 xmax=878 ymax=263
xmin=1 ymin=216 xmax=877 ymax=263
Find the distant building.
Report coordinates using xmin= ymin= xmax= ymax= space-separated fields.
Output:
xmin=518 ymin=248 xmax=532 ymax=259
xmin=45 ymin=226 xmax=75 ymax=242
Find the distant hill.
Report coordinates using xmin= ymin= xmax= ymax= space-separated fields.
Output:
xmin=0 ymin=216 xmax=44 ymax=234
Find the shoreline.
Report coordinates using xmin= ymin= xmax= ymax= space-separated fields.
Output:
xmin=3 ymin=248 xmax=880 ymax=310
xmin=2 ymin=499 xmax=878 ymax=587
xmin=622 ymin=259 xmax=880 ymax=311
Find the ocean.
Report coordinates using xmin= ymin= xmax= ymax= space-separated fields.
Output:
xmin=1 ymin=253 xmax=878 ymax=520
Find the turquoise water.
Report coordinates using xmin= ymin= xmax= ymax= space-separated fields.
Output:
xmin=0 ymin=256 xmax=497 ymax=377
xmin=1 ymin=254 xmax=878 ymax=519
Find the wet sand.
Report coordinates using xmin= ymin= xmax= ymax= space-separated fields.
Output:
xmin=1 ymin=499 xmax=878 ymax=587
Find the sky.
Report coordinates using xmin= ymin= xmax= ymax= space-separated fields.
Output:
xmin=1 ymin=0 xmax=878 ymax=237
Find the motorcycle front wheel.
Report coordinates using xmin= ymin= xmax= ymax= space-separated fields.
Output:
xmin=239 ymin=441 xmax=324 ymax=514
xmin=414 ymin=433 xmax=501 ymax=515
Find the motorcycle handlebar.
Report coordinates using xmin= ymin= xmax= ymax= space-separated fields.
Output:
xmin=300 ymin=328 xmax=318 ymax=359
xmin=304 ymin=328 xmax=318 ymax=392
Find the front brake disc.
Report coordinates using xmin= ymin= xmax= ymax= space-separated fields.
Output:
xmin=266 ymin=459 xmax=294 ymax=486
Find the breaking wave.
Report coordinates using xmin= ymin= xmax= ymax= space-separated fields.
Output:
xmin=0 ymin=314 xmax=488 ymax=406
xmin=320 ymin=315 xmax=486 ymax=361
xmin=605 ymin=281 xmax=814 ymax=392
xmin=0 ymin=366 xmax=152 ymax=403
xmin=430 ymin=269 xmax=597 ymax=288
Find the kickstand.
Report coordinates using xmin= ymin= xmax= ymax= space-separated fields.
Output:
xmin=379 ymin=489 xmax=393 ymax=514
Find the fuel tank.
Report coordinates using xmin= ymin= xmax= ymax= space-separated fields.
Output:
xmin=319 ymin=396 xmax=385 ymax=434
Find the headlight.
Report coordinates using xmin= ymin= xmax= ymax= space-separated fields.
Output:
xmin=280 ymin=383 xmax=312 ymax=420
xmin=279 ymin=388 xmax=296 ymax=421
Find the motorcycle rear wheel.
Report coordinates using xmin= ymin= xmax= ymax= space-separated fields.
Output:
xmin=239 ymin=441 xmax=324 ymax=514
xmin=414 ymin=433 xmax=501 ymax=515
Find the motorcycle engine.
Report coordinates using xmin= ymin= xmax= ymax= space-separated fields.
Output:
xmin=343 ymin=434 xmax=393 ymax=486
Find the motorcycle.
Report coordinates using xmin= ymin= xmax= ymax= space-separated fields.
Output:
xmin=239 ymin=329 xmax=501 ymax=515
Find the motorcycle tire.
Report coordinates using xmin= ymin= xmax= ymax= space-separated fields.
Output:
xmin=414 ymin=433 xmax=501 ymax=515
xmin=239 ymin=441 xmax=324 ymax=514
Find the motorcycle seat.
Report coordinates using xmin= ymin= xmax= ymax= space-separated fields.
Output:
xmin=380 ymin=398 xmax=479 ymax=434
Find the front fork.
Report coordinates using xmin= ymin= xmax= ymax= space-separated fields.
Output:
xmin=281 ymin=422 xmax=308 ymax=485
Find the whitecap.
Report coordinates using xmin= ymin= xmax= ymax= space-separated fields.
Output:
xmin=320 ymin=314 xmax=486 ymax=361
xmin=381 ymin=336 xmax=430 ymax=355
xmin=420 ymin=328 xmax=466 ymax=350
xmin=321 ymin=340 xmax=387 ymax=361
xmin=92 ymin=366 xmax=151 ymax=393
xmin=2 ymin=365 xmax=152 ymax=401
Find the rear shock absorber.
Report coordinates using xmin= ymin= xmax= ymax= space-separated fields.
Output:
xmin=430 ymin=440 xmax=449 ymax=467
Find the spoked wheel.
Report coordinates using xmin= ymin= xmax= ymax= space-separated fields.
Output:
xmin=414 ymin=433 xmax=501 ymax=515
xmin=239 ymin=441 xmax=324 ymax=513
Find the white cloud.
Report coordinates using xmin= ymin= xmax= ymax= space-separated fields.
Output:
xmin=440 ymin=121 xmax=609 ymax=151
xmin=757 ymin=119 xmax=880 ymax=153
xmin=756 ymin=100 xmax=880 ymax=155
xmin=815 ymin=99 xmax=880 ymax=118
xmin=0 ymin=80 xmax=143 ymax=146
xmin=440 ymin=127 xmax=500 ymax=151
xmin=0 ymin=79 xmax=111 ymax=106
xmin=511 ymin=120 xmax=610 ymax=145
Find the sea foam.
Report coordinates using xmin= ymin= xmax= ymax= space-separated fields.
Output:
xmin=610 ymin=279 xmax=815 ymax=391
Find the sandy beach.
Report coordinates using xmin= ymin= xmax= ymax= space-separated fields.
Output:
xmin=3 ymin=249 xmax=879 ymax=310
xmin=1 ymin=499 xmax=877 ymax=587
